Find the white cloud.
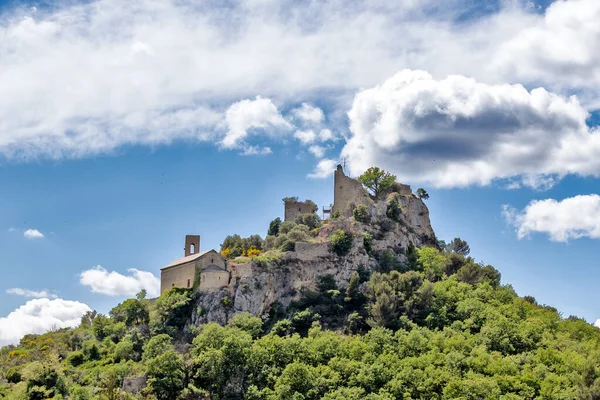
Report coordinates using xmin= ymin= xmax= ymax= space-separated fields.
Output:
xmin=502 ymin=194 xmax=600 ymax=242
xmin=80 ymin=265 xmax=160 ymax=297
xmin=318 ymin=129 xmax=336 ymax=142
xmin=23 ymin=229 xmax=44 ymax=239
xmin=308 ymin=158 xmax=338 ymax=179
xmin=0 ymin=298 xmax=90 ymax=346
xmin=595 ymin=319 xmax=600 ymax=329
xmin=0 ymin=0 xmax=551 ymax=160
xmin=494 ymin=0 xmax=600 ymax=93
xmin=308 ymin=145 xmax=326 ymax=158
xmin=294 ymin=130 xmax=317 ymax=145
xmin=292 ymin=103 xmax=324 ymax=125
xmin=342 ymin=69 xmax=600 ymax=188
xmin=241 ymin=145 xmax=272 ymax=156
xmin=222 ymin=96 xmax=290 ymax=150
xmin=7 ymin=288 xmax=57 ymax=299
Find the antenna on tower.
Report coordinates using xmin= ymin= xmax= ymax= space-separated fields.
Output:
xmin=343 ymin=157 xmax=346 ymax=170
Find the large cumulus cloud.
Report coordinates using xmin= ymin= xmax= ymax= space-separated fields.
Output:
xmin=0 ymin=298 xmax=90 ymax=346
xmin=342 ymin=70 xmax=600 ymax=188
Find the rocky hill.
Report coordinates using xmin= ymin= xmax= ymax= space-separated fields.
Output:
xmin=192 ymin=190 xmax=436 ymax=327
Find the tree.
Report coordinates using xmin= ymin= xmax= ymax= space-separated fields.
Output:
xmin=358 ymin=167 xmax=396 ymax=199
xmin=146 ymin=350 xmax=185 ymax=400
xmin=416 ymin=188 xmax=429 ymax=200
xmin=447 ymin=237 xmax=470 ymax=256
xmin=268 ymin=217 xmax=282 ymax=236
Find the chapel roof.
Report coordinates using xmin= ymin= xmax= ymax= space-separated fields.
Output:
xmin=161 ymin=250 xmax=218 ymax=270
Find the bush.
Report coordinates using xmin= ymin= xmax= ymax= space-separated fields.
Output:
xmin=296 ymin=213 xmax=322 ymax=230
xmin=5 ymin=366 xmax=22 ymax=383
xmin=362 ymin=232 xmax=373 ymax=253
xmin=353 ymin=205 xmax=370 ymax=223
xmin=66 ymin=351 xmax=85 ymax=367
xmin=330 ymin=230 xmax=353 ymax=256
xmin=386 ymin=196 xmax=401 ymax=221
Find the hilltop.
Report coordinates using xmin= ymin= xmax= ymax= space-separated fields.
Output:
xmin=1 ymin=167 xmax=600 ymax=400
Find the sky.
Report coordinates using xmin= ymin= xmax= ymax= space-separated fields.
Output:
xmin=1 ymin=0 xmax=600 ymax=346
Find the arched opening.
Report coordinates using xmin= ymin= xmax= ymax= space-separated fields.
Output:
xmin=190 ymin=243 xmax=196 ymax=254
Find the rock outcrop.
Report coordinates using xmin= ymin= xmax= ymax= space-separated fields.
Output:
xmin=189 ymin=190 xmax=435 ymax=327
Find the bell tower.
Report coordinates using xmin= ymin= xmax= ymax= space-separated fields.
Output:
xmin=184 ymin=235 xmax=200 ymax=257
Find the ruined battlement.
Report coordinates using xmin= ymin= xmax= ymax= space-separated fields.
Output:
xmin=284 ymin=199 xmax=317 ymax=222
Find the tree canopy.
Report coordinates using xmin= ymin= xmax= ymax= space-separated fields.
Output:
xmin=358 ymin=167 xmax=396 ymax=199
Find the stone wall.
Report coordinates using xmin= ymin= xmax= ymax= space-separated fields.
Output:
xmin=286 ymin=242 xmax=331 ymax=261
xmin=200 ymin=269 xmax=230 ymax=292
xmin=160 ymin=260 xmax=196 ymax=294
xmin=284 ymin=200 xmax=317 ymax=222
xmin=230 ymin=262 xmax=254 ymax=278
xmin=332 ymin=164 xmax=372 ymax=217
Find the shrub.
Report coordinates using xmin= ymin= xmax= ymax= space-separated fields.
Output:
xmin=5 ymin=366 xmax=22 ymax=383
xmin=353 ymin=204 xmax=370 ymax=223
xmin=362 ymin=232 xmax=373 ymax=253
xmin=66 ymin=351 xmax=85 ymax=367
xmin=330 ymin=230 xmax=353 ymax=256
xmin=296 ymin=213 xmax=322 ymax=230
xmin=386 ymin=196 xmax=401 ymax=221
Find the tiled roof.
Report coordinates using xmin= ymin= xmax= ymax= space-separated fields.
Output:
xmin=161 ymin=250 xmax=215 ymax=270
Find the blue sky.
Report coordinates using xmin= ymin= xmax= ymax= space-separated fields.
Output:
xmin=0 ymin=0 xmax=599 ymax=345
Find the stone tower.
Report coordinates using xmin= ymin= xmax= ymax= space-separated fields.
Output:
xmin=184 ymin=235 xmax=200 ymax=257
xmin=332 ymin=164 xmax=372 ymax=216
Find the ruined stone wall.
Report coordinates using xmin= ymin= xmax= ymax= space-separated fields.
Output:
xmin=284 ymin=200 xmax=317 ymax=222
xmin=395 ymin=183 xmax=412 ymax=196
xmin=286 ymin=242 xmax=331 ymax=261
xmin=230 ymin=262 xmax=254 ymax=278
xmin=160 ymin=260 xmax=196 ymax=294
xmin=332 ymin=165 xmax=372 ymax=217
xmin=200 ymin=269 xmax=230 ymax=292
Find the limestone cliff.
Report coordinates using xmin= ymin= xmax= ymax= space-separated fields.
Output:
xmin=189 ymin=191 xmax=436 ymax=327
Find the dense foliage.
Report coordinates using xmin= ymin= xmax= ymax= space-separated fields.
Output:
xmin=2 ymin=243 xmax=599 ymax=399
xmin=358 ymin=167 xmax=397 ymax=199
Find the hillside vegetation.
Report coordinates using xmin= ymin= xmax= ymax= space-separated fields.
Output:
xmin=2 ymin=244 xmax=600 ymax=399
xmin=1 ymin=168 xmax=599 ymax=399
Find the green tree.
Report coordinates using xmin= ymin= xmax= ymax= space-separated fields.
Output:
xmin=228 ymin=312 xmax=263 ymax=339
xmin=146 ymin=350 xmax=186 ymax=400
xmin=358 ymin=167 xmax=396 ymax=199
xmin=447 ymin=237 xmax=471 ymax=256
xmin=109 ymin=296 xmax=149 ymax=327
xmin=416 ymin=188 xmax=429 ymax=200
xmin=268 ymin=217 xmax=282 ymax=236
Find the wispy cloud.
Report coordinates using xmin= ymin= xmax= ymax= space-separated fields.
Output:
xmin=7 ymin=288 xmax=58 ymax=299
